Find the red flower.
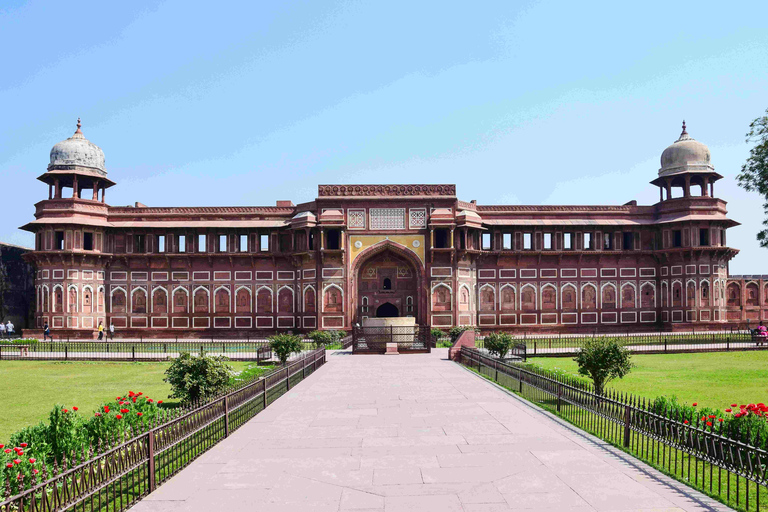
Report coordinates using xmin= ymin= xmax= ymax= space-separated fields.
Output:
xmin=3 ymin=449 xmax=10 ymax=454
xmin=120 ymin=408 xmax=129 ymax=413
xmin=5 ymin=463 xmax=11 ymax=468
xmin=73 ymin=407 xmax=78 ymax=411
xmin=158 ymin=400 xmax=163 ymax=404
xmin=16 ymin=451 xmax=23 ymax=456
xmin=28 ymin=458 xmax=36 ymax=464
xmin=700 ymin=417 xmax=706 ymax=422
xmin=132 ymin=397 xmax=137 ymax=403
xmin=104 ymin=406 xmax=110 ymax=413
xmin=62 ymin=409 xmax=68 ymax=413
xmin=0 ymin=444 xmax=3 ymax=449
xmin=116 ymin=414 xmax=123 ymax=420
xmin=138 ymin=392 xmax=143 ymax=396
xmin=718 ymin=418 xmax=724 ymax=422
xmin=708 ymin=415 xmax=716 ymax=419
xmin=137 ymin=412 xmax=143 ymax=417
xmin=116 ymin=397 xmax=122 ymax=400
xmin=683 ymin=420 xmax=689 ymax=424
xmin=95 ymin=412 xmax=102 ymax=417
xmin=13 ymin=459 xmax=21 ymax=465
xmin=147 ymin=399 xmax=153 ymax=403
xmin=725 ymin=408 xmax=732 ymax=413
xmin=706 ymin=421 xmax=713 ymax=426
xmin=692 ymin=403 xmax=698 ymax=407
xmin=18 ymin=443 xmax=26 ymax=448
xmin=32 ymin=469 xmax=39 ymax=475
xmin=732 ymin=404 xmax=738 ymax=407
xmin=129 ymin=391 xmax=135 ymax=396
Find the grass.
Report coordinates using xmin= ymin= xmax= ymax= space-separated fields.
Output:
xmin=528 ymin=351 xmax=768 ymax=410
xmin=0 ymin=360 xmax=257 ymax=441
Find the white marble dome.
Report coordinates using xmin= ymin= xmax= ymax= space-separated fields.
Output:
xmin=49 ymin=119 xmax=106 ymax=175
xmin=659 ymin=122 xmax=712 ymax=176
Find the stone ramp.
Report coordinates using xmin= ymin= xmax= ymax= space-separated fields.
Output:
xmin=131 ymin=349 xmax=731 ymax=512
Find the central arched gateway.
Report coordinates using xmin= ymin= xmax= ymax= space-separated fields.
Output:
xmin=351 ymin=241 xmax=425 ymax=325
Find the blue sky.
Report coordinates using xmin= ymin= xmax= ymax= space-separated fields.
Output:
xmin=2 ymin=0 xmax=767 ymax=273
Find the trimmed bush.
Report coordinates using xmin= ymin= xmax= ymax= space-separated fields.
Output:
xmin=307 ymin=330 xmax=333 ymax=349
xmin=484 ymin=332 xmax=513 ymax=359
xmin=573 ymin=338 xmax=633 ymax=395
xmin=430 ymin=328 xmax=445 ymax=340
xmin=269 ymin=333 xmax=304 ymax=365
xmin=448 ymin=326 xmax=472 ymax=343
xmin=164 ymin=352 xmax=233 ymax=402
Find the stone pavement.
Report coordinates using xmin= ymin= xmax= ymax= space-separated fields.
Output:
xmin=132 ymin=349 xmax=731 ymax=512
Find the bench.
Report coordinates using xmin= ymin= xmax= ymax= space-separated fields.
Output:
xmin=0 ymin=345 xmax=30 ymax=357
xmin=750 ymin=329 xmax=768 ymax=346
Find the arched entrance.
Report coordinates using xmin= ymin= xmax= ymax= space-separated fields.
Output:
xmin=353 ymin=242 xmax=423 ymax=324
xmin=376 ymin=302 xmax=399 ymax=317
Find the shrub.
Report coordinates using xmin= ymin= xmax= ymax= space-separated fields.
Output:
xmin=430 ymin=328 xmax=445 ymax=340
xmin=328 ymin=330 xmax=347 ymax=343
xmin=448 ymin=326 xmax=472 ymax=343
xmin=573 ymin=338 xmax=633 ymax=395
xmin=269 ymin=333 xmax=303 ymax=365
xmin=484 ymin=332 xmax=513 ymax=359
xmin=164 ymin=352 xmax=233 ymax=402
xmin=307 ymin=330 xmax=333 ymax=349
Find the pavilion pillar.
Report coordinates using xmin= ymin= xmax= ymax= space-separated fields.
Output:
xmin=320 ymin=229 xmax=325 ymax=250
xmin=665 ymin=180 xmax=672 ymax=200
xmin=73 ymin=176 xmax=79 ymax=198
xmin=710 ymin=181 xmax=714 ymax=197
xmin=659 ymin=187 xmax=663 ymax=202
xmin=702 ymin=176 xmax=709 ymax=197
xmin=450 ymin=228 xmax=454 ymax=249
xmin=101 ymin=186 xmax=105 ymax=203
xmin=92 ymin=181 xmax=99 ymax=201
xmin=683 ymin=176 xmax=691 ymax=198
xmin=430 ymin=229 xmax=434 ymax=248
xmin=340 ymin=230 xmax=345 ymax=251
xmin=48 ymin=183 xmax=53 ymax=200
xmin=54 ymin=179 xmax=61 ymax=199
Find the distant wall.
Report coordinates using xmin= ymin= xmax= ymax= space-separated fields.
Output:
xmin=0 ymin=243 xmax=35 ymax=329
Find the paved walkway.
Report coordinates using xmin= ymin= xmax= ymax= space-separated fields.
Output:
xmin=133 ymin=349 xmax=730 ymax=512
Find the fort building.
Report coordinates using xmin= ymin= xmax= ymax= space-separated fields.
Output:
xmin=21 ymin=121 xmax=767 ymax=337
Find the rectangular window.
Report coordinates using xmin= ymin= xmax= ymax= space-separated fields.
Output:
xmin=326 ymin=229 xmax=340 ymax=250
xmin=564 ymin=232 xmax=572 ymax=250
xmin=218 ymin=234 xmax=227 ymax=253
xmin=435 ymin=229 xmax=449 ymax=249
xmin=157 ymin=235 xmax=166 ymax=253
xmin=239 ymin=234 xmax=248 ymax=252
xmin=481 ymin=233 xmax=491 ymax=250
xmin=584 ymin=232 xmax=592 ymax=250
xmin=135 ymin=235 xmax=146 ymax=253
xmin=309 ymin=231 xmax=315 ymax=250
xmin=523 ymin=233 xmax=532 ymax=250
xmin=260 ymin=234 xmax=270 ymax=252
xmin=623 ymin=232 xmax=634 ymax=251
xmin=603 ymin=233 xmax=612 ymax=250
xmin=55 ymin=231 xmax=65 ymax=250
xmin=502 ymin=233 xmax=512 ymax=250
xmin=198 ymin=234 xmax=206 ymax=253
xmin=699 ymin=228 xmax=709 ymax=247
xmin=543 ymin=233 xmax=552 ymax=250
xmin=673 ymin=230 xmax=682 ymax=248
xmin=178 ymin=235 xmax=186 ymax=253
xmin=83 ymin=232 xmax=93 ymax=251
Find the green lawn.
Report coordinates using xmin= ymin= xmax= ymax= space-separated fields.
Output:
xmin=528 ymin=351 xmax=768 ymax=410
xmin=0 ymin=360 xmax=256 ymax=441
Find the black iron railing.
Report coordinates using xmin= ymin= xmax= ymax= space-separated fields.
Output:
xmin=459 ymin=347 xmax=768 ymax=511
xmin=0 ymin=348 xmax=326 ymax=512
xmin=352 ymin=325 xmax=433 ymax=354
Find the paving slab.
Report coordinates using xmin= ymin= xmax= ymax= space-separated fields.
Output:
xmin=133 ymin=349 xmax=732 ymax=512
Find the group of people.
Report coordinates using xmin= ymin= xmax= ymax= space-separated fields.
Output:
xmin=41 ymin=321 xmax=115 ymax=341
xmin=755 ymin=321 xmax=768 ymax=346
xmin=0 ymin=320 xmax=15 ymax=339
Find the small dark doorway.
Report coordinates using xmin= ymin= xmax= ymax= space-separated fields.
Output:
xmin=376 ymin=302 xmax=398 ymax=318
xmin=383 ymin=277 xmax=392 ymax=290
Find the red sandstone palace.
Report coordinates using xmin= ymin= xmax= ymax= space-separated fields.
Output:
xmin=22 ymin=121 xmax=767 ymax=337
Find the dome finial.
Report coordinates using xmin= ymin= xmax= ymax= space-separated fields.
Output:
xmin=681 ymin=120 xmax=687 ymax=136
xmin=75 ymin=118 xmax=82 ymax=135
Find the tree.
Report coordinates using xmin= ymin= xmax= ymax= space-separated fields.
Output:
xmin=164 ymin=351 xmax=233 ymax=403
xmin=307 ymin=330 xmax=333 ymax=349
xmin=0 ymin=257 xmax=8 ymax=322
xmin=269 ymin=333 xmax=303 ymax=365
xmin=737 ymin=109 xmax=768 ymax=248
xmin=484 ymin=332 xmax=513 ymax=359
xmin=573 ymin=338 xmax=633 ymax=395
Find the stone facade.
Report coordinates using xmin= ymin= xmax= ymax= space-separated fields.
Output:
xmin=22 ymin=122 xmax=762 ymax=338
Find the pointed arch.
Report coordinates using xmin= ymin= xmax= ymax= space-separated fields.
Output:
xmin=67 ymin=284 xmax=79 ymax=313
xmin=110 ymin=286 xmax=126 ymax=314
xmin=620 ymin=282 xmax=636 ymax=309
xmin=53 ymin=284 xmax=64 ymax=313
xmin=661 ymin=281 xmax=669 ymax=308
xmin=42 ymin=284 xmax=50 ymax=313
xmin=541 ymin=283 xmax=557 ymax=310
xmin=172 ymin=286 xmax=189 ymax=314
xmin=214 ymin=286 xmax=231 ymax=313
xmin=97 ymin=285 xmax=105 ymax=313
xmin=640 ymin=281 xmax=656 ymax=308
xmin=322 ymin=284 xmax=343 ymax=313
xmin=713 ymin=280 xmax=721 ymax=307
xmin=671 ymin=280 xmax=683 ymax=307
xmin=235 ymin=285 xmax=252 ymax=314
xmin=685 ymin=279 xmax=697 ymax=308
xmin=432 ymin=282 xmax=452 ymax=311
xmin=131 ymin=286 xmax=147 ymax=314
xmin=581 ymin=283 xmax=597 ymax=310
xmin=459 ymin=283 xmax=472 ymax=311
xmin=699 ymin=279 xmax=710 ymax=307
xmin=560 ymin=283 xmax=577 ymax=310
xmin=193 ymin=286 xmax=210 ymax=313
xmin=303 ymin=285 xmax=316 ymax=314
xmin=278 ymin=285 xmax=294 ymax=313
xmin=82 ymin=285 xmax=94 ymax=314
xmin=478 ymin=283 xmax=495 ymax=312
xmin=499 ymin=283 xmax=516 ymax=311
xmin=256 ymin=285 xmax=273 ymax=314
xmin=600 ymin=283 xmax=617 ymax=309
xmin=746 ymin=281 xmax=759 ymax=306
xmin=152 ymin=286 xmax=169 ymax=314
xmin=520 ymin=283 xmax=537 ymax=311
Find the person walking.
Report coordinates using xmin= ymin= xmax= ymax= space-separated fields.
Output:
xmin=97 ymin=321 xmax=104 ymax=341
xmin=6 ymin=321 xmax=14 ymax=339
xmin=0 ymin=322 xmax=5 ymax=340
xmin=44 ymin=322 xmax=52 ymax=341
xmin=108 ymin=322 xmax=115 ymax=340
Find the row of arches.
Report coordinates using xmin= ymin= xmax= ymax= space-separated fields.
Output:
xmin=106 ymin=284 xmax=345 ymax=315
xmin=724 ymin=281 xmax=766 ymax=307
xmin=37 ymin=284 xmax=104 ymax=314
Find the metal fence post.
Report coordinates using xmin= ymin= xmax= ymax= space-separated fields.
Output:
xmin=519 ymin=367 xmax=523 ymax=393
xmin=132 ymin=346 xmax=136 ymax=361
xmin=263 ymin=379 xmax=268 ymax=409
xmin=534 ymin=341 xmax=537 ymax=355
xmin=557 ymin=383 xmax=562 ymax=412
xmin=664 ymin=337 xmax=667 ymax=353
xmin=224 ymin=395 xmax=230 ymax=438
xmin=286 ymin=366 xmax=290 ymax=391
xmin=147 ymin=431 xmax=156 ymax=492
xmin=623 ymin=405 xmax=631 ymax=447
xmin=494 ymin=359 xmax=498 ymax=382
xmin=302 ymin=355 xmax=306 ymax=380
xmin=65 ymin=345 xmax=68 ymax=360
